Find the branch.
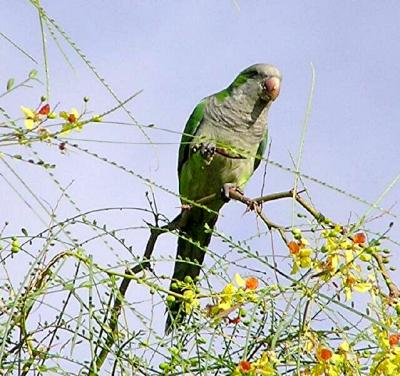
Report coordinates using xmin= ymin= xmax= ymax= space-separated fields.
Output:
xmin=90 ymin=186 xmax=399 ymax=374
xmin=90 ymin=213 xmax=185 ymax=374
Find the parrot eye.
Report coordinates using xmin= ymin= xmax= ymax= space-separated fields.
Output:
xmin=243 ymin=70 xmax=258 ymax=79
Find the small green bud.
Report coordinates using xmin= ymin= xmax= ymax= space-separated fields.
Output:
xmin=360 ymin=253 xmax=372 ymax=262
xmin=83 ymin=96 xmax=90 ymax=102
xmin=166 ymin=295 xmax=175 ymax=304
xmin=320 ymin=245 xmax=329 ymax=253
xmin=29 ymin=70 xmax=38 ymax=79
xmin=190 ymin=358 xmax=197 ymax=366
xmin=170 ymin=346 xmax=179 ymax=356
xmin=159 ymin=362 xmax=169 ymax=370
xmin=239 ymin=308 xmax=247 ymax=317
xmin=291 ymin=228 xmax=302 ymax=236
xmin=184 ymin=276 xmax=193 ymax=284
xmin=91 ymin=115 xmax=102 ymax=122
xmin=11 ymin=237 xmax=20 ymax=253
xmin=6 ymin=78 xmax=15 ymax=91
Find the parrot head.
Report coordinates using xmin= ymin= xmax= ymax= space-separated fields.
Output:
xmin=232 ymin=63 xmax=282 ymax=103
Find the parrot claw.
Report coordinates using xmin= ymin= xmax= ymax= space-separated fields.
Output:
xmin=180 ymin=204 xmax=192 ymax=211
xmin=197 ymin=142 xmax=216 ymax=163
xmin=245 ymin=200 xmax=260 ymax=212
xmin=221 ymin=183 xmax=240 ymax=202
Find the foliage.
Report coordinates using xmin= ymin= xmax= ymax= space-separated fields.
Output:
xmin=0 ymin=2 xmax=399 ymax=375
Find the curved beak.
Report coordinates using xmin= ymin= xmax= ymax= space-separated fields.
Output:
xmin=264 ymin=77 xmax=281 ymax=101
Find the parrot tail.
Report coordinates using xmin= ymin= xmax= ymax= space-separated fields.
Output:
xmin=166 ymin=206 xmax=219 ymax=332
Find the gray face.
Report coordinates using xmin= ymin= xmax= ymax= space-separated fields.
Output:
xmin=241 ymin=64 xmax=282 ymax=102
xmin=247 ymin=63 xmax=282 ymax=80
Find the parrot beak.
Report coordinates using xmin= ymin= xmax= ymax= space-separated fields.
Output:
xmin=264 ymin=77 xmax=280 ymax=101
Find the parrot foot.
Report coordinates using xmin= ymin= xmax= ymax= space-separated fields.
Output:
xmin=192 ymin=142 xmax=216 ymax=164
xmin=180 ymin=204 xmax=192 ymax=211
xmin=221 ymin=183 xmax=243 ymax=202
xmin=245 ymin=199 xmax=260 ymax=212
xmin=222 ymin=184 xmax=259 ymax=211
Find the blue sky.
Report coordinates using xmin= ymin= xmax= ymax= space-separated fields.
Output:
xmin=1 ymin=0 xmax=400 ymax=370
xmin=3 ymin=1 xmax=399 ymax=220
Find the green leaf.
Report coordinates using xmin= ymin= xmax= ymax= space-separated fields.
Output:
xmin=6 ymin=78 xmax=14 ymax=91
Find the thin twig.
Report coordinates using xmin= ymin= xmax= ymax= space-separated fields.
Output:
xmin=90 ymin=187 xmax=400 ymax=373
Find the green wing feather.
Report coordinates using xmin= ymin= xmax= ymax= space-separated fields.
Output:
xmin=177 ymin=71 xmax=258 ymax=175
xmin=253 ymin=128 xmax=268 ymax=171
xmin=177 ymin=98 xmax=207 ymax=175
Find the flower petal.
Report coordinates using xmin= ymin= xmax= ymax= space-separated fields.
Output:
xmin=234 ymin=273 xmax=246 ymax=288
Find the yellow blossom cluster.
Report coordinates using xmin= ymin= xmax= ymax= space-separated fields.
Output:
xmin=20 ymin=100 xmax=102 ymax=142
xmin=301 ymin=340 xmax=359 ymax=376
xmin=288 ymin=227 xmax=375 ymax=301
xmin=207 ymin=273 xmax=260 ymax=323
xmin=231 ymin=351 xmax=279 ymax=376
xmin=167 ymin=275 xmax=200 ymax=314
xmin=370 ymin=325 xmax=400 ymax=375
xmin=287 ymin=228 xmax=313 ymax=274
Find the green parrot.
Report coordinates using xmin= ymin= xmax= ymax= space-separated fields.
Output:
xmin=167 ymin=63 xmax=281 ymax=329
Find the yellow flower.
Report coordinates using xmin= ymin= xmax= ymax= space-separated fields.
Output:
xmin=290 ymin=244 xmax=314 ymax=274
xmin=21 ymin=106 xmax=39 ymax=130
xmin=59 ymin=108 xmax=82 ymax=135
xmin=299 ymin=248 xmax=313 ymax=268
xmin=253 ymin=351 xmax=278 ymax=375
xmin=183 ymin=289 xmax=199 ymax=314
xmin=343 ymin=273 xmax=372 ymax=300
xmin=371 ymin=347 xmax=400 ymax=375
xmin=60 ymin=108 xmax=79 ymax=123
xmin=338 ymin=341 xmax=350 ymax=353
xmin=344 ymin=248 xmax=354 ymax=264
xmin=304 ymin=331 xmax=318 ymax=353
xmin=310 ymin=347 xmax=343 ymax=376
xmin=353 ymin=282 xmax=372 ymax=293
xmin=234 ymin=273 xmax=246 ymax=288
xmin=325 ymin=237 xmax=338 ymax=252
xmin=339 ymin=239 xmax=352 ymax=250
xmin=213 ymin=283 xmax=237 ymax=311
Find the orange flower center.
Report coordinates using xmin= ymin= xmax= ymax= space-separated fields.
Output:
xmin=317 ymin=347 xmax=333 ymax=361
xmin=228 ymin=316 xmax=241 ymax=324
xmin=245 ymin=277 xmax=259 ymax=290
xmin=288 ymin=241 xmax=300 ymax=255
xmin=239 ymin=360 xmax=252 ymax=372
xmin=68 ymin=113 xmax=77 ymax=123
xmin=38 ymin=104 xmax=50 ymax=115
xmin=389 ymin=334 xmax=400 ymax=347
xmin=352 ymin=232 xmax=366 ymax=245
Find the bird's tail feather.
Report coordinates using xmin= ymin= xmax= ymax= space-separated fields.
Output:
xmin=166 ymin=207 xmax=219 ymax=331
